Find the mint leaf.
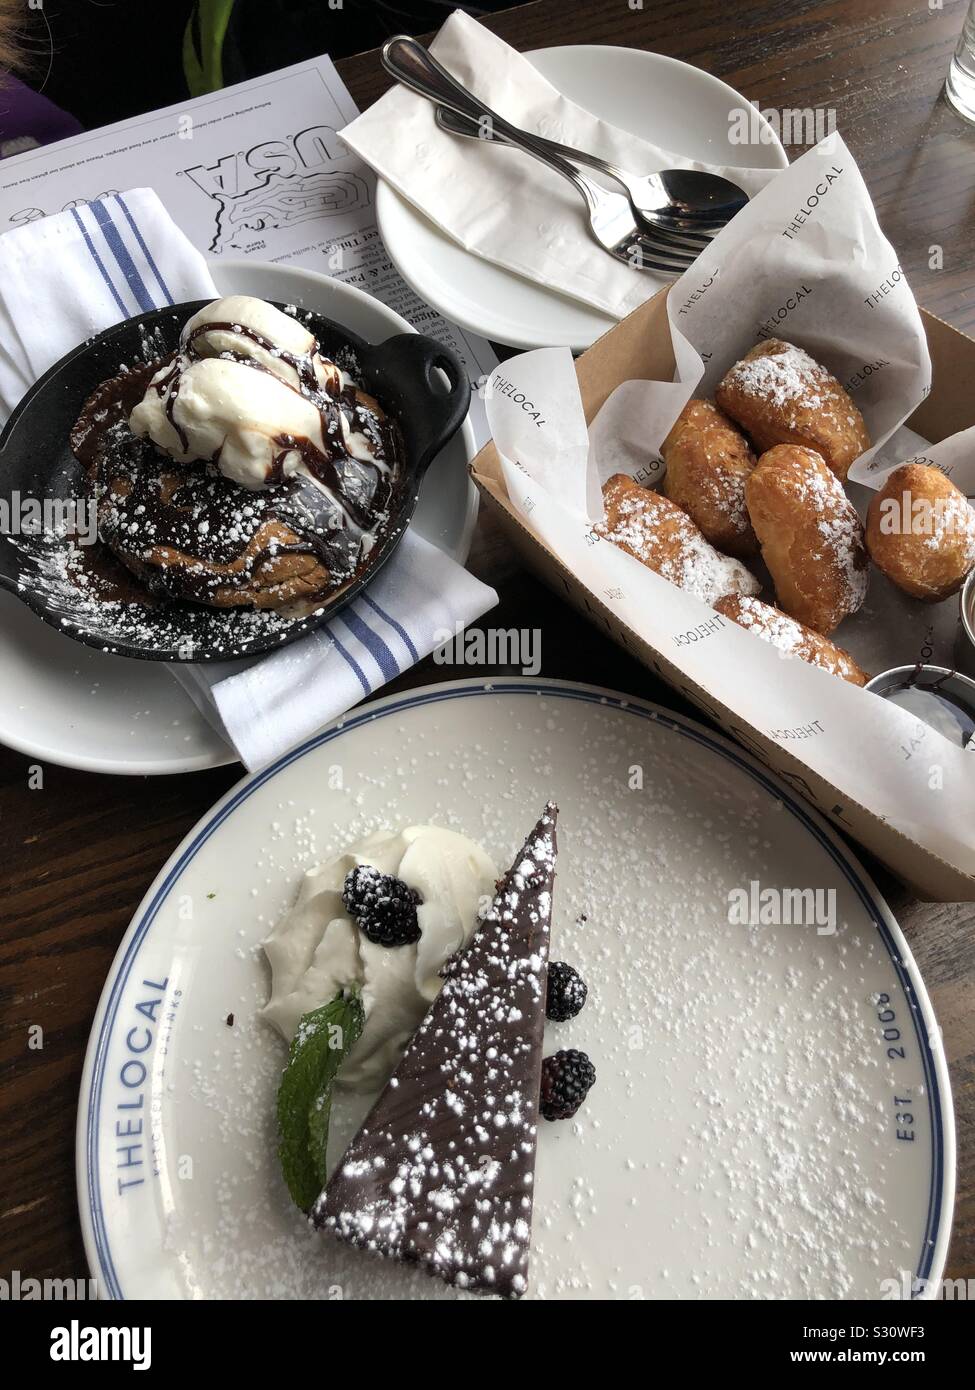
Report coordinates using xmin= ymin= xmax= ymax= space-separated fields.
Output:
xmin=307 ymin=1086 xmax=333 ymax=1191
xmin=277 ymin=992 xmax=364 ymax=1212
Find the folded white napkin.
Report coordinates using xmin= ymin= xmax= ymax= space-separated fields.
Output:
xmin=0 ymin=187 xmax=215 ymax=418
xmin=0 ymin=188 xmax=498 ymax=769
xmin=341 ymin=10 xmax=783 ymax=320
xmin=171 ymin=529 xmax=494 ymax=771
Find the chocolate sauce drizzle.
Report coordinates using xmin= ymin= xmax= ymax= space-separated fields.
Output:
xmin=152 ymin=318 xmax=401 ymax=514
xmin=72 ymin=326 xmax=404 ymax=610
xmin=183 ymin=319 xmax=322 ymax=395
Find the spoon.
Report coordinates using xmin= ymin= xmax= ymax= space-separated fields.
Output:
xmin=382 ymin=35 xmax=748 ymax=234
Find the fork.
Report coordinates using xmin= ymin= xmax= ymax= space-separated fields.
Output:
xmin=381 ymin=36 xmax=745 ymax=234
xmin=479 ymin=127 xmax=747 ymax=230
xmin=435 ymin=106 xmax=701 ymax=273
xmin=435 ymin=107 xmax=712 ymax=264
xmin=380 ymin=36 xmax=703 ymax=274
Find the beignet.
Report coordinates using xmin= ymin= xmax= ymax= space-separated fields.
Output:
xmin=744 ymin=445 xmax=868 ymax=634
xmin=716 ymin=339 xmax=870 ymax=481
xmin=865 ymin=462 xmax=975 ymax=601
xmin=714 ymin=593 xmax=869 ymax=686
xmin=661 ymin=399 xmax=758 ymax=558
xmin=597 ymin=473 xmax=760 ymax=605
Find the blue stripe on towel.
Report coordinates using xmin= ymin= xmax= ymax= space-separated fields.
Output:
xmin=328 ymin=630 xmax=370 ymax=694
xmin=113 ymin=194 xmax=175 ymax=306
xmin=341 ymin=609 xmax=400 ymax=683
xmin=88 ymin=199 xmax=156 ymax=313
xmin=361 ymin=592 xmax=420 ymax=663
xmin=69 ymin=208 xmax=129 ymax=318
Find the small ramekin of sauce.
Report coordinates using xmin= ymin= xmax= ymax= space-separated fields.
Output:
xmin=866 ymin=664 xmax=975 ymax=750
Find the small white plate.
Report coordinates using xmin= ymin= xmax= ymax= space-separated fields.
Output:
xmin=377 ymin=45 xmax=789 ymax=352
xmin=0 ymin=262 xmax=478 ymax=775
xmin=78 ymin=679 xmax=953 ymax=1300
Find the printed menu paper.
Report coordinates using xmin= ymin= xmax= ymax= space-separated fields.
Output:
xmin=0 ymin=54 xmax=498 ymax=444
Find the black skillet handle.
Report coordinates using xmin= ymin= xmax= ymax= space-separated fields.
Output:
xmin=362 ymin=334 xmax=471 ymax=479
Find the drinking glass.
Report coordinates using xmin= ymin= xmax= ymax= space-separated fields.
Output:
xmin=945 ymin=0 xmax=975 ymax=124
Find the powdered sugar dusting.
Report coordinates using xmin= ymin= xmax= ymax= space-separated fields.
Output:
xmin=725 ymin=341 xmax=828 ymax=411
xmin=717 ymin=595 xmax=865 ymax=683
xmin=11 ymin=524 xmax=312 ymax=656
xmin=798 ymin=458 xmax=869 ymax=610
xmin=925 ymin=489 xmax=975 ymax=560
xmin=597 ymin=479 xmax=759 ymax=604
xmin=125 ymin=696 xmax=930 ymax=1300
xmin=725 ymin=595 xmax=810 ymax=655
xmin=317 ymin=805 xmax=557 ymax=1298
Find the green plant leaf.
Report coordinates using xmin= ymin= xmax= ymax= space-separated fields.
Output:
xmin=307 ymin=1086 xmax=333 ymax=1191
xmin=276 ymin=991 xmax=364 ymax=1212
xmin=182 ymin=0 xmax=237 ymax=98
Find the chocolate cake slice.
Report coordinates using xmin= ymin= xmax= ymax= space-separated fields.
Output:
xmin=315 ymin=803 xmax=558 ymax=1298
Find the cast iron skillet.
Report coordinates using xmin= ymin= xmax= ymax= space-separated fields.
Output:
xmin=0 ymin=301 xmax=470 ymax=661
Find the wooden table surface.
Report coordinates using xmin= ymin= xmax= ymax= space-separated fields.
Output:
xmin=2 ymin=0 xmax=974 ymax=1291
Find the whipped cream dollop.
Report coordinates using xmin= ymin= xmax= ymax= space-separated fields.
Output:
xmin=128 ymin=295 xmax=388 ymax=492
xmin=262 ymin=826 xmax=498 ymax=1091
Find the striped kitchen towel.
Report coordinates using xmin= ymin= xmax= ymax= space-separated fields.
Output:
xmin=172 ymin=528 xmax=497 ymax=771
xmin=0 ymin=188 xmax=497 ymax=769
xmin=0 ymin=188 xmax=214 ymax=421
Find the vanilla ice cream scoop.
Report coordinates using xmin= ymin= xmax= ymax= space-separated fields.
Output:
xmin=262 ymin=826 xmax=497 ymax=1092
xmin=129 ymin=356 xmax=331 ymax=490
xmin=179 ymin=295 xmax=347 ymax=395
xmin=127 ymin=295 xmax=375 ymax=491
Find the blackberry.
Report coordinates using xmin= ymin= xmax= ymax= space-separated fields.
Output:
xmin=539 ymin=1049 xmax=596 ymax=1121
xmin=342 ymin=865 xmax=422 ymax=948
xmin=546 ymin=961 xmax=587 ymax=1021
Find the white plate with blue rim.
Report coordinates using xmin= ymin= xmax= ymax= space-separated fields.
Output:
xmin=376 ymin=45 xmax=789 ymax=352
xmin=77 ymin=677 xmax=953 ymax=1300
xmin=0 ymin=260 xmax=478 ymax=776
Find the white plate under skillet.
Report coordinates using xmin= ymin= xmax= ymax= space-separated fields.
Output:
xmin=78 ymin=678 xmax=953 ymax=1300
xmin=0 ymin=260 xmax=478 ymax=776
xmin=376 ymin=45 xmax=789 ymax=352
